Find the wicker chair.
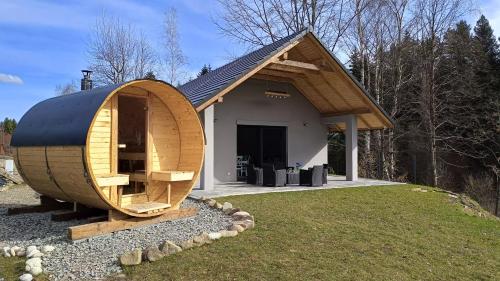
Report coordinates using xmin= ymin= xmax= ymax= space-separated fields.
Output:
xmin=262 ymin=163 xmax=287 ymax=187
xmin=322 ymin=164 xmax=329 ymax=184
xmin=246 ymin=164 xmax=263 ymax=186
xmin=299 ymin=165 xmax=324 ymax=187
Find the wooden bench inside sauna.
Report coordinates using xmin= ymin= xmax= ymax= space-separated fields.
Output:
xmin=11 ymin=80 xmax=205 ymax=229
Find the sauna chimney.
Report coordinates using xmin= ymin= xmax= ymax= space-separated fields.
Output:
xmin=81 ymin=70 xmax=93 ymax=91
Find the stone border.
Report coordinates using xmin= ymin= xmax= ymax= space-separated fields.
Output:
xmin=119 ymin=198 xmax=255 ymax=266
xmin=2 ymin=244 xmax=55 ymax=281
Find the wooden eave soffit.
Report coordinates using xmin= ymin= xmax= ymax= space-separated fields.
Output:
xmin=320 ymin=108 xmax=371 ymax=118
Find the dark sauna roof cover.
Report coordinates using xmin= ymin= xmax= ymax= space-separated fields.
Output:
xmin=178 ymin=29 xmax=308 ymax=106
xmin=12 ymin=83 xmax=125 ymax=147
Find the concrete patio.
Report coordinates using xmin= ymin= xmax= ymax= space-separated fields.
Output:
xmin=191 ymin=175 xmax=399 ymax=198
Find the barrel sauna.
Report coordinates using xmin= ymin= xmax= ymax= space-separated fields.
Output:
xmin=11 ymin=80 xmax=205 ymax=218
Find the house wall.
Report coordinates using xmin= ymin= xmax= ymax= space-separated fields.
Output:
xmin=212 ymin=78 xmax=328 ymax=183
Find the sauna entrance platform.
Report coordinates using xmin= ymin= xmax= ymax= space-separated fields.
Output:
xmin=123 ymin=202 xmax=172 ymax=214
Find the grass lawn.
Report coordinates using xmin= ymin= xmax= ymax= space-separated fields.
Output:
xmin=122 ymin=185 xmax=500 ymax=281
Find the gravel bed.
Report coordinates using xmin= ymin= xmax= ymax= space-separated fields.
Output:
xmin=0 ymin=186 xmax=233 ymax=280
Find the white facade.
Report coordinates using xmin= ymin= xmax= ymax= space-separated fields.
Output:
xmin=205 ymin=79 xmax=329 ymax=184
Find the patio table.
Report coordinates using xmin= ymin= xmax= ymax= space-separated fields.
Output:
xmin=287 ymin=172 xmax=300 ymax=185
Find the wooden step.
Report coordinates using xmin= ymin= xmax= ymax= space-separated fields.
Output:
xmin=151 ymin=171 xmax=194 ymax=182
xmin=96 ymin=174 xmax=129 ymax=187
xmin=123 ymin=202 xmax=171 ymax=214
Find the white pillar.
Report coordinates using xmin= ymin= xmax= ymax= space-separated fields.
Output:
xmin=345 ymin=115 xmax=358 ymax=181
xmin=201 ymin=105 xmax=214 ymax=190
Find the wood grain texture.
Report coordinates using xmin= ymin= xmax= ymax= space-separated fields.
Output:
xmin=68 ymin=207 xmax=198 ymax=240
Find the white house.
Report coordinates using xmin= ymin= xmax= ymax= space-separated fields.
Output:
xmin=179 ymin=28 xmax=394 ymax=190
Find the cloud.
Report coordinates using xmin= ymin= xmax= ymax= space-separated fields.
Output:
xmin=0 ymin=73 xmax=23 ymax=84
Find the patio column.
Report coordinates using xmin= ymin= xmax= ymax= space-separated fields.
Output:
xmin=320 ymin=114 xmax=358 ymax=181
xmin=345 ymin=115 xmax=358 ymax=181
xmin=200 ymin=105 xmax=214 ymax=190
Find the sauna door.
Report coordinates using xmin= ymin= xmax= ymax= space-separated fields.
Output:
xmin=118 ymin=95 xmax=147 ymax=195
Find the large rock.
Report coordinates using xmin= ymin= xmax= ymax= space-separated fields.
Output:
xmin=207 ymin=199 xmax=217 ymax=207
xmin=26 ymin=246 xmax=37 ymax=253
xmin=144 ymin=246 xmax=164 ymax=262
xmin=224 ymin=207 xmax=240 ymax=215
xmin=234 ymin=219 xmax=255 ymax=230
xmin=215 ymin=202 xmax=223 ymax=209
xmin=10 ymin=246 xmax=20 ymax=257
xmin=41 ymin=245 xmax=55 ymax=254
xmin=29 ymin=266 xmax=43 ymax=276
xmin=160 ymin=241 xmax=182 ymax=256
xmin=26 ymin=249 xmax=42 ymax=259
xmin=232 ymin=211 xmax=253 ymax=221
xmin=2 ymin=246 xmax=11 ymax=257
xmin=208 ymin=232 xmax=222 ymax=240
xmin=19 ymin=273 xmax=33 ymax=281
xmin=25 ymin=258 xmax=42 ymax=272
xmin=120 ymin=249 xmax=142 ymax=266
xmin=222 ymin=202 xmax=233 ymax=211
xmin=229 ymin=224 xmax=245 ymax=233
xmin=16 ymin=249 xmax=26 ymax=257
xmin=179 ymin=239 xmax=194 ymax=250
xmin=193 ymin=232 xmax=212 ymax=245
xmin=220 ymin=230 xmax=238 ymax=238
xmin=25 ymin=246 xmax=39 ymax=258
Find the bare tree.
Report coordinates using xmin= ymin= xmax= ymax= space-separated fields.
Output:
xmin=87 ymin=15 xmax=157 ymax=85
xmin=412 ymin=0 xmax=470 ymax=186
xmin=55 ymin=81 xmax=78 ymax=96
xmin=214 ymin=0 xmax=370 ymax=52
xmin=163 ymin=7 xmax=187 ymax=85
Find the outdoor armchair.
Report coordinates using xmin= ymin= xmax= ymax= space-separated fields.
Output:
xmin=299 ymin=165 xmax=324 ymax=187
xmin=262 ymin=163 xmax=287 ymax=187
xmin=246 ymin=164 xmax=263 ymax=186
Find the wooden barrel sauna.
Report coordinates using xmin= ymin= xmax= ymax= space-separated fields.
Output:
xmin=11 ymin=80 xmax=205 ymax=217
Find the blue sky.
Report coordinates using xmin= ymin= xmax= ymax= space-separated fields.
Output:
xmin=1 ymin=0 xmax=499 ymax=121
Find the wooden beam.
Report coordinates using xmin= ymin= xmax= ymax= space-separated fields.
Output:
xmin=196 ymin=38 xmax=303 ymax=112
xmin=68 ymin=207 xmax=198 ymax=240
xmin=292 ymin=45 xmax=375 ymax=129
xmin=266 ymin=60 xmax=320 ymax=74
xmin=305 ymin=33 xmax=393 ymax=128
xmin=275 ymin=59 xmax=320 ymax=71
xmin=320 ymin=108 xmax=371 ymax=118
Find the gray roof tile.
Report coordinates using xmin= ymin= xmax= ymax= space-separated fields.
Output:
xmin=179 ymin=29 xmax=308 ymax=106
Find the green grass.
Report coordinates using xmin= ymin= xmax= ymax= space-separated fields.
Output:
xmin=122 ymin=185 xmax=500 ymax=281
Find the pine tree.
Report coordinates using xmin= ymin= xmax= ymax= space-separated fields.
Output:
xmin=143 ymin=71 xmax=156 ymax=80
xmin=197 ymin=64 xmax=212 ymax=77
xmin=469 ymin=16 xmax=500 ymax=176
xmin=1 ymin=118 xmax=17 ymax=134
xmin=474 ymin=15 xmax=500 ymax=69
xmin=349 ymin=50 xmax=362 ymax=82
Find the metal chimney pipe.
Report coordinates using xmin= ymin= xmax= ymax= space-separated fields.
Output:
xmin=81 ymin=70 xmax=93 ymax=91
